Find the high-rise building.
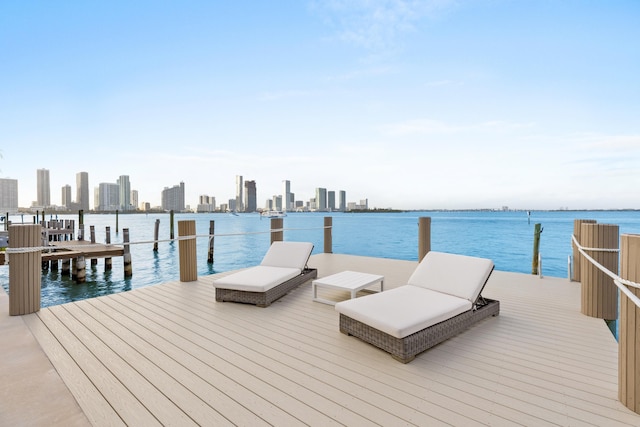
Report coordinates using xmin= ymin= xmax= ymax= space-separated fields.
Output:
xmin=339 ymin=190 xmax=346 ymax=212
xmin=272 ymin=195 xmax=282 ymax=211
xmin=315 ymin=187 xmax=327 ymax=211
xmin=161 ymin=181 xmax=185 ymax=212
xmin=244 ymin=180 xmax=257 ymax=212
xmin=37 ymin=168 xmax=50 ymax=207
xmin=197 ymin=194 xmax=216 ymax=213
xmin=97 ymin=183 xmax=120 ymax=211
xmin=76 ymin=171 xmax=90 ymax=211
xmin=118 ymin=175 xmax=131 ymax=211
xmin=282 ymin=180 xmax=292 ymax=211
xmin=328 ymin=191 xmax=336 ymax=211
xmin=0 ymin=178 xmax=18 ymax=213
xmin=61 ymin=184 xmax=72 ymax=209
xmin=235 ymin=175 xmax=244 ymax=212
xmin=131 ymin=190 xmax=139 ymax=211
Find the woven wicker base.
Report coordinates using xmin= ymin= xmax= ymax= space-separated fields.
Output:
xmin=340 ymin=298 xmax=500 ymax=363
xmin=215 ymin=268 xmax=318 ymax=307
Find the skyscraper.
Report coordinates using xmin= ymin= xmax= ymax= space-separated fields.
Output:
xmin=161 ymin=182 xmax=185 ymax=212
xmin=61 ymin=185 xmax=72 ymax=209
xmin=244 ymin=180 xmax=257 ymax=212
xmin=37 ymin=168 xmax=50 ymax=207
xmin=97 ymin=183 xmax=120 ymax=211
xmin=76 ymin=171 xmax=90 ymax=211
xmin=282 ymin=180 xmax=291 ymax=211
xmin=315 ymin=187 xmax=327 ymax=211
xmin=328 ymin=191 xmax=336 ymax=211
xmin=0 ymin=178 xmax=18 ymax=213
xmin=235 ymin=175 xmax=244 ymax=212
xmin=118 ymin=175 xmax=131 ymax=211
xmin=339 ymin=190 xmax=346 ymax=212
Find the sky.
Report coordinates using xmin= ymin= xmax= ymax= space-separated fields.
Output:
xmin=1 ymin=0 xmax=639 ymax=211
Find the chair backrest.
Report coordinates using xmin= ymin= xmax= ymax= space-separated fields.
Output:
xmin=407 ymin=251 xmax=494 ymax=303
xmin=260 ymin=241 xmax=314 ymax=270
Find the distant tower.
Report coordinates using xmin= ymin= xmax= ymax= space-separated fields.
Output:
xmin=0 ymin=178 xmax=18 ymax=213
xmin=76 ymin=171 xmax=90 ymax=211
xmin=131 ymin=189 xmax=139 ymax=211
xmin=339 ymin=190 xmax=346 ymax=212
xmin=118 ymin=175 xmax=131 ymax=211
xmin=328 ymin=191 xmax=336 ymax=211
xmin=61 ymin=185 xmax=72 ymax=209
xmin=282 ymin=180 xmax=291 ymax=211
xmin=244 ymin=180 xmax=257 ymax=212
xmin=37 ymin=168 xmax=50 ymax=207
xmin=315 ymin=188 xmax=327 ymax=211
xmin=235 ymin=175 xmax=244 ymax=212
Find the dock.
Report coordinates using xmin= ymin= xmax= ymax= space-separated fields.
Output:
xmin=1 ymin=253 xmax=639 ymax=426
xmin=43 ymin=240 xmax=124 ymax=262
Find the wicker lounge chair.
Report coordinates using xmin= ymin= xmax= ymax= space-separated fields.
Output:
xmin=214 ymin=241 xmax=317 ymax=307
xmin=335 ymin=251 xmax=499 ymax=363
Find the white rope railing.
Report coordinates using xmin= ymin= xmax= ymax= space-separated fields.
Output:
xmin=3 ymin=225 xmax=332 ymax=254
xmin=571 ymin=234 xmax=640 ymax=308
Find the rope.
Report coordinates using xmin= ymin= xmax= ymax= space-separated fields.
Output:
xmin=571 ymin=234 xmax=640 ymax=309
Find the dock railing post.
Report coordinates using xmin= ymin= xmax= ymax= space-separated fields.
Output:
xmin=324 ymin=216 xmax=332 ymax=253
xmin=207 ymin=220 xmax=215 ymax=263
xmin=178 ymin=220 xmax=197 ymax=282
xmin=9 ymin=224 xmax=41 ymax=315
xmin=418 ymin=217 xmax=431 ymax=262
xmin=532 ymin=223 xmax=542 ymax=275
xmin=271 ymin=218 xmax=283 ymax=244
xmin=580 ymin=223 xmax=619 ymax=320
xmin=105 ymin=226 xmax=112 ymax=271
xmin=619 ymin=233 xmax=640 ymax=414
xmin=78 ymin=209 xmax=84 ymax=240
xmin=170 ymin=210 xmax=175 ymax=240
xmin=90 ymin=225 xmax=98 ymax=267
xmin=153 ymin=219 xmax=160 ymax=252
xmin=123 ymin=228 xmax=132 ymax=278
xmin=572 ymin=219 xmax=597 ymax=281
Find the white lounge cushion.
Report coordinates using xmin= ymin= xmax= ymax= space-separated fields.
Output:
xmin=335 ymin=286 xmax=472 ymax=339
xmin=408 ymin=251 xmax=494 ymax=303
xmin=213 ymin=266 xmax=301 ymax=293
xmin=260 ymin=241 xmax=314 ymax=269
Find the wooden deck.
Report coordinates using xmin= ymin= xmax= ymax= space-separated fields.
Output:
xmin=3 ymin=253 xmax=640 ymax=426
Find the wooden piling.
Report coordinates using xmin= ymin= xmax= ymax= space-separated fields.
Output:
xmin=105 ymin=226 xmax=112 ymax=271
xmin=9 ymin=224 xmax=41 ymax=315
xmin=580 ymin=223 xmax=619 ymax=320
xmin=178 ymin=220 xmax=197 ymax=282
xmin=170 ymin=210 xmax=175 ymax=240
xmin=619 ymin=233 xmax=640 ymax=414
xmin=271 ymin=218 xmax=283 ymax=244
xmin=123 ymin=228 xmax=132 ymax=278
xmin=75 ymin=256 xmax=86 ymax=283
xmin=153 ymin=219 xmax=160 ymax=252
xmin=324 ymin=217 xmax=332 ymax=254
xmin=207 ymin=220 xmax=214 ymax=263
xmin=90 ymin=225 xmax=98 ymax=266
xmin=116 ymin=209 xmax=119 ymax=233
xmin=532 ymin=223 xmax=542 ymax=275
xmin=61 ymin=258 xmax=70 ymax=276
xmin=78 ymin=209 xmax=84 ymax=240
xmin=50 ymin=259 xmax=58 ymax=271
xmin=572 ymin=219 xmax=597 ymax=281
xmin=418 ymin=217 xmax=431 ymax=262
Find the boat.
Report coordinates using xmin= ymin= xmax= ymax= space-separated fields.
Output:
xmin=260 ymin=210 xmax=287 ymax=218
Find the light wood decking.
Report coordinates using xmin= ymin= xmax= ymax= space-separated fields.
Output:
xmin=3 ymin=253 xmax=640 ymax=426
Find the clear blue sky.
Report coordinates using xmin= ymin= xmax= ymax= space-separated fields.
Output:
xmin=1 ymin=0 xmax=639 ymax=210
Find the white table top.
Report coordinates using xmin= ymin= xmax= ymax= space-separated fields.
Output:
xmin=312 ymin=270 xmax=384 ymax=291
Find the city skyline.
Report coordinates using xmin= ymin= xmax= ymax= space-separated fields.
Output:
xmin=1 ymin=2 xmax=639 ymax=210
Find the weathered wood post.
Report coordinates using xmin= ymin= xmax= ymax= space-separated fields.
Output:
xmin=572 ymin=219 xmax=597 ymax=281
xmin=75 ymin=256 xmax=86 ymax=283
xmin=271 ymin=218 xmax=283 ymax=244
xmin=123 ymin=228 xmax=132 ymax=278
xmin=418 ymin=217 xmax=431 ymax=262
xmin=153 ymin=219 xmax=160 ymax=252
xmin=619 ymin=233 xmax=640 ymax=414
xmin=9 ymin=224 xmax=41 ymax=315
xmin=580 ymin=223 xmax=619 ymax=320
xmin=178 ymin=220 xmax=197 ymax=282
xmin=78 ymin=209 xmax=84 ymax=240
xmin=324 ymin=216 xmax=332 ymax=254
xmin=115 ymin=209 xmax=119 ymax=233
xmin=4 ymin=212 xmax=9 ymax=230
xmin=105 ymin=226 xmax=112 ymax=271
xmin=532 ymin=223 xmax=542 ymax=275
xmin=61 ymin=258 xmax=70 ymax=276
xmin=207 ymin=220 xmax=215 ymax=263
xmin=90 ymin=225 xmax=98 ymax=267
xmin=170 ymin=210 xmax=175 ymax=240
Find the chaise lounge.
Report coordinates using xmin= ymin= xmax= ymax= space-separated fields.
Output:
xmin=213 ymin=241 xmax=317 ymax=307
xmin=334 ymin=251 xmax=499 ymax=363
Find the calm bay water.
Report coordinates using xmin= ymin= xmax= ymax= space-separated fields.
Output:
xmin=1 ymin=210 xmax=639 ymax=308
